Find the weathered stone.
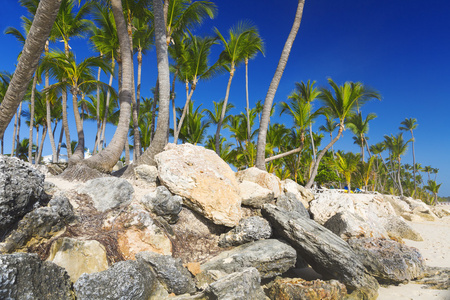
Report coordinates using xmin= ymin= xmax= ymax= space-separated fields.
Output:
xmin=155 ymin=143 xmax=242 ymax=227
xmin=204 ymin=268 xmax=267 ymax=300
xmin=381 ymin=215 xmax=423 ymax=241
xmin=401 ymin=212 xmax=424 ymax=222
xmin=383 ymin=195 xmax=411 ymax=216
xmin=324 ymin=211 xmax=388 ymax=240
xmin=236 ymin=167 xmax=282 ymax=198
xmin=200 ymin=239 xmax=296 ymax=279
xmin=0 ymin=155 xmax=45 ymax=239
xmin=0 ymin=253 xmax=74 ymax=299
xmin=401 ymin=196 xmax=429 ymax=211
xmin=74 ymin=259 xmax=156 ymax=300
xmin=282 ymin=179 xmax=314 ymax=208
xmin=134 ymin=164 xmax=158 ymax=185
xmin=141 ymin=186 xmax=182 ymax=224
xmin=218 ymin=216 xmax=272 ymax=247
xmin=348 ymin=238 xmax=426 ymax=284
xmin=47 ymin=237 xmax=108 ymax=282
xmin=262 ymin=204 xmax=379 ymax=299
xmin=239 ymin=180 xmax=274 ymax=208
xmin=412 ymin=206 xmax=438 ymax=221
xmin=78 ymin=177 xmax=134 ymax=212
xmin=276 ymin=192 xmax=310 ymax=218
xmin=416 ymin=267 xmax=450 ymax=290
xmin=309 ymin=193 xmax=355 ymax=225
xmin=432 ymin=206 xmax=450 ymax=218
xmin=137 ymin=251 xmax=196 ymax=295
xmin=266 ymin=277 xmax=347 ymax=300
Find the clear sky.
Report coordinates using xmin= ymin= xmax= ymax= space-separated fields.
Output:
xmin=1 ymin=0 xmax=449 ymax=196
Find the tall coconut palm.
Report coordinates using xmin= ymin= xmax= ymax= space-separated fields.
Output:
xmin=305 ymin=78 xmax=381 ymax=188
xmin=346 ymin=111 xmax=377 ymax=163
xmin=173 ymin=101 xmax=210 ymax=145
xmin=424 ymin=180 xmax=442 ymax=205
xmin=255 ymin=0 xmax=306 ymax=170
xmin=399 ymin=117 xmax=418 ymax=195
xmin=384 ymin=133 xmax=411 ymax=196
xmin=334 ymin=151 xmax=360 ymax=192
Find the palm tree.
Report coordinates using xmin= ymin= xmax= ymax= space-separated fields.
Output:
xmin=204 ymin=99 xmax=235 ymax=126
xmin=334 ymin=152 xmax=360 ymax=192
xmin=384 ymin=133 xmax=411 ymax=196
xmin=214 ymin=22 xmax=260 ymax=154
xmin=305 ymin=78 xmax=381 ymax=188
xmin=424 ymin=180 xmax=442 ymax=205
xmin=255 ymin=0 xmax=306 ymax=170
xmin=319 ymin=113 xmax=337 ymax=151
xmin=399 ymin=117 xmax=418 ymax=195
xmin=346 ymin=111 xmax=377 ymax=163
xmin=173 ymin=101 xmax=211 ymax=145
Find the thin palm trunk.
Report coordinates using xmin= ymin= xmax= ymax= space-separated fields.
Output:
xmin=35 ymin=124 xmax=47 ymax=166
xmin=45 ymin=44 xmax=57 ymax=162
xmin=34 ymin=125 xmax=40 ymax=164
xmin=99 ymin=59 xmax=115 ymax=152
xmin=94 ymin=64 xmax=102 ymax=153
xmin=397 ymin=158 xmax=403 ymax=196
xmin=57 ymin=123 xmax=64 ymax=161
xmin=171 ymin=70 xmax=178 ymax=138
xmin=309 ymin=123 xmax=316 ymax=162
xmin=255 ymin=0 xmax=305 ymax=169
xmin=150 ymin=77 xmax=159 ymax=141
xmin=174 ymin=84 xmax=195 ymax=144
xmin=245 ymin=58 xmax=251 ymax=142
xmin=11 ymin=107 xmax=19 ymax=157
xmin=28 ymin=75 xmax=37 ymax=163
xmin=125 ymin=140 xmax=130 ymax=165
xmin=61 ymin=86 xmax=71 ymax=157
xmin=15 ymin=102 xmax=22 ymax=157
xmin=215 ymin=68 xmax=234 ymax=154
xmin=411 ymin=130 xmax=417 ymax=195
xmin=265 ymin=142 xmax=304 ymax=163
xmin=70 ymin=89 xmax=85 ymax=161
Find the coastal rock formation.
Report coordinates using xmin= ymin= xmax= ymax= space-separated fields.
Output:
xmin=134 ymin=164 xmax=158 ymax=186
xmin=324 ymin=211 xmax=388 ymax=240
xmin=349 ymin=238 xmax=425 ymax=284
xmin=238 ymin=180 xmax=274 ymax=208
xmin=276 ymin=192 xmax=310 ymax=218
xmin=0 ymin=155 xmax=45 ymax=239
xmin=141 ymin=186 xmax=183 ymax=224
xmin=77 ymin=177 xmax=134 ymax=212
xmin=236 ymin=167 xmax=282 ymax=198
xmin=155 ymin=143 xmax=242 ymax=227
xmin=381 ymin=215 xmax=423 ymax=241
xmin=282 ymin=179 xmax=314 ymax=208
xmin=383 ymin=195 xmax=412 ymax=215
xmin=309 ymin=193 xmax=354 ymax=225
xmin=0 ymin=253 xmax=74 ymax=299
xmin=218 ymin=216 xmax=272 ymax=247
xmin=432 ymin=206 xmax=450 ymax=218
xmin=266 ymin=277 xmax=347 ymax=300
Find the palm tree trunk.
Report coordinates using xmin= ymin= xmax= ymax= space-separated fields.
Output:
xmin=57 ymin=123 xmax=63 ymax=161
xmin=70 ymin=89 xmax=85 ymax=161
xmin=45 ymin=56 xmax=57 ymax=162
xmin=125 ymin=140 xmax=130 ymax=165
xmin=150 ymin=77 xmax=159 ymax=141
xmin=99 ymin=58 xmax=115 ymax=152
xmin=411 ymin=131 xmax=417 ymax=196
xmin=11 ymin=107 xmax=19 ymax=157
xmin=245 ymin=58 xmax=251 ymax=143
xmin=28 ymin=75 xmax=37 ymax=163
xmin=255 ymin=0 xmax=305 ymax=170
xmin=174 ymin=84 xmax=195 ymax=144
xmin=0 ymin=0 xmax=61 ymax=137
xmin=34 ymin=125 xmax=40 ymax=164
xmin=35 ymin=124 xmax=47 ymax=166
xmin=61 ymin=87 xmax=72 ymax=157
xmin=94 ymin=64 xmax=102 ymax=153
xmin=309 ymin=123 xmax=316 ymax=163
xmin=398 ymin=158 xmax=403 ymax=196
xmin=215 ymin=69 xmax=234 ymax=154
xmin=171 ymin=70 xmax=178 ymax=138
xmin=15 ymin=102 xmax=23 ymax=157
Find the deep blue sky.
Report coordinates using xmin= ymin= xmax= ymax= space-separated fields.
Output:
xmin=1 ymin=0 xmax=449 ymax=196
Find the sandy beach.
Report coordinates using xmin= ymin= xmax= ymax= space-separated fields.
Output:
xmin=378 ymin=215 xmax=450 ymax=300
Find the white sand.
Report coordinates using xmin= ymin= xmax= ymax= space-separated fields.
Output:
xmin=378 ymin=216 xmax=450 ymax=300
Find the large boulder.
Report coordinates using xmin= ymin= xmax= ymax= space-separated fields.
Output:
xmin=0 ymin=155 xmax=45 ymax=238
xmin=134 ymin=164 xmax=158 ymax=186
xmin=0 ymin=253 xmax=74 ymax=299
xmin=309 ymin=192 xmax=355 ymax=225
xmin=282 ymin=179 xmax=314 ymax=208
xmin=262 ymin=204 xmax=379 ymax=299
xmin=383 ymin=195 xmax=412 ymax=216
xmin=155 ymin=143 xmax=242 ymax=227
xmin=140 ymin=186 xmax=183 ymax=224
xmin=381 ymin=215 xmax=423 ymax=241
xmin=47 ymin=237 xmax=109 ymax=282
xmin=200 ymin=239 xmax=296 ymax=280
xmin=136 ymin=251 xmax=196 ymax=295
xmin=236 ymin=167 xmax=282 ymax=198
xmin=77 ymin=177 xmax=134 ymax=212
xmin=218 ymin=216 xmax=272 ymax=247
xmin=324 ymin=211 xmax=388 ymax=240
xmin=276 ymin=192 xmax=310 ymax=218
xmin=74 ymin=259 xmax=156 ymax=300
xmin=348 ymin=238 xmax=426 ymax=284
xmin=238 ymin=180 xmax=274 ymax=208
xmin=266 ymin=278 xmax=347 ymax=300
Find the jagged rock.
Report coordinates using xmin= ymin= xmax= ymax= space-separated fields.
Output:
xmin=383 ymin=195 xmax=412 ymax=216
xmin=401 ymin=212 xmax=424 ymax=222
xmin=282 ymin=179 xmax=314 ymax=208
xmin=401 ymin=196 xmax=429 ymax=211
xmin=276 ymin=192 xmax=310 ymax=218
xmin=239 ymin=180 xmax=274 ymax=208
xmin=348 ymin=238 xmax=425 ymax=284
xmin=262 ymin=204 xmax=379 ymax=299
xmin=47 ymin=237 xmax=108 ymax=282
xmin=155 ymin=143 xmax=242 ymax=227
xmin=381 ymin=215 xmax=423 ymax=241
xmin=236 ymin=167 xmax=282 ymax=198
xmin=0 ymin=155 xmax=45 ymax=239
xmin=266 ymin=277 xmax=347 ymax=300
xmin=137 ymin=251 xmax=196 ymax=295
xmin=218 ymin=216 xmax=272 ymax=247
xmin=200 ymin=239 xmax=296 ymax=279
xmin=0 ymin=194 xmax=75 ymax=253
xmin=412 ymin=206 xmax=438 ymax=221
xmin=141 ymin=186 xmax=182 ymax=224
xmin=416 ymin=267 xmax=450 ymax=290
xmin=204 ymin=268 xmax=267 ymax=299
xmin=134 ymin=164 xmax=158 ymax=185
xmin=324 ymin=211 xmax=388 ymax=240
xmin=309 ymin=193 xmax=355 ymax=225
xmin=0 ymin=253 xmax=74 ymax=299
xmin=77 ymin=177 xmax=134 ymax=212
xmin=74 ymin=259 xmax=156 ymax=300
xmin=432 ymin=206 xmax=450 ymax=218
xmin=44 ymin=180 xmax=58 ymax=195
xmin=46 ymin=163 xmax=67 ymax=175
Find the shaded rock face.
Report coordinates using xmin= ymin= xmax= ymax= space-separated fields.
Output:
xmin=219 ymin=216 xmax=272 ymax=247
xmin=381 ymin=215 xmax=423 ymax=241
xmin=204 ymin=268 xmax=267 ymax=300
xmin=324 ymin=211 xmax=388 ymax=240
xmin=348 ymin=238 xmax=426 ymax=284
xmin=200 ymin=239 xmax=297 ymax=279
xmin=282 ymin=179 xmax=313 ymax=209
xmin=141 ymin=186 xmax=182 ymax=224
xmin=262 ymin=204 xmax=379 ymax=299
xmin=266 ymin=277 xmax=347 ymax=300
xmin=0 ymin=155 xmax=45 ymax=239
xmin=0 ymin=253 xmax=74 ymax=300
xmin=239 ymin=180 xmax=274 ymax=208
xmin=236 ymin=167 xmax=282 ymax=198
xmin=47 ymin=237 xmax=109 ymax=282
xmin=276 ymin=192 xmax=310 ymax=219
xmin=155 ymin=143 xmax=242 ymax=227
xmin=136 ymin=251 xmax=196 ymax=295
xmin=74 ymin=259 xmax=156 ymax=300
xmin=77 ymin=177 xmax=134 ymax=212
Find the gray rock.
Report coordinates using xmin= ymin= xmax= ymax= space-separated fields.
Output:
xmin=200 ymin=239 xmax=296 ymax=279
xmin=266 ymin=277 xmax=347 ymax=300
xmin=134 ymin=164 xmax=158 ymax=185
xmin=141 ymin=186 xmax=182 ymax=224
xmin=78 ymin=177 xmax=134 ymax=212
xmin=136 ymin=251 xmax=196 ymax=295
xmin=0 ymin=253 xmax=74 ymax=299
xmin=218 ymin=216 xmax=272 ymax=247
xmin=261 ymin=204 xmax=379 ymax=299
xmin=204 ymin=268 xmax=267 ymax=300
xmin=324 ymin=211 xmax=388 ymax=240
xmin=276 ymin=192 xmax=310 ymax=218
xmin=381 ymin=215 xmax=423 ymax=241
xmin=348 ymin=238 xmax=426 ymax=284
xmin=0 ymin=155 xmax=45 ymax=239
xmin=281 ymin=179 xmax=314 ymax=209
xmin=416 ymin=267 xmax=450 ymax=290
xmin=238 ymin=180 xmax=274 ymax=208
xmin=74 ymin=259 xmax=156 ymax=300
